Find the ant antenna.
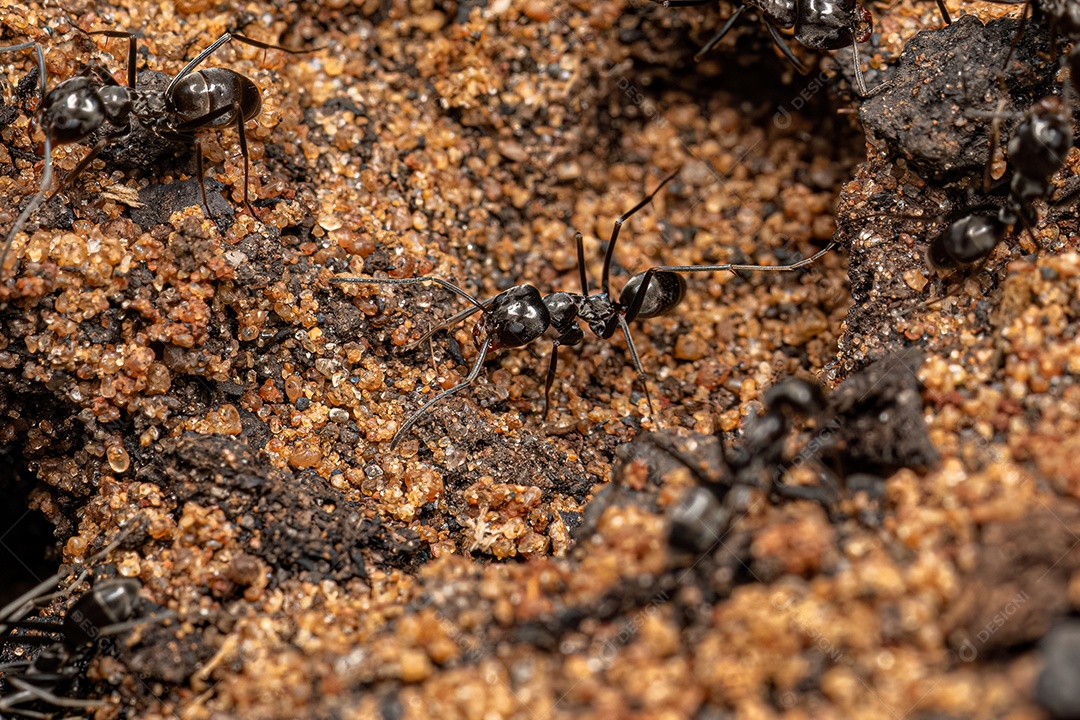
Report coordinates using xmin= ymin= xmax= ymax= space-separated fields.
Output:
xmin=330 ymin=275 xmax=495 ymax=450
xmin=694 ymin=6 xmax=750 ymax=62
xmin=621 ymin=243 xmax=835 ymax=323
xmin=389 ymin=336 xmax=493 ymax=451
xmin=600 ymin=170 xmax=679 ymax=296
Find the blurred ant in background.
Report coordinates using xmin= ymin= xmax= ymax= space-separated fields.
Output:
xmin=657 ymin=0 xmax=879 ymax=96
xmin=656 ymin=349 xmax=936 ymax=551
xmin=0 ymin=518 xmax=172 ymax=716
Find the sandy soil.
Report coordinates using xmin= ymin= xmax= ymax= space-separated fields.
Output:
xmin=0 ymin=0 xmax=1077 ymax=717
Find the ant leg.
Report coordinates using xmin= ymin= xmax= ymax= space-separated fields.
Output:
xmin=46 ymin=135 xmax=123 ymax=201
xmin=1000 ymin=0 xmax=1030 ymax=69
xmin=1051 ymin=180 xmax=1080 ymax=213
xmin=0 ymin=43 xmax=49 ymax=280
xmin=0 ymin=571 xmax=90 ymax=635
xmin=0 ymin=42 xmax=47 ymax=98
xmin=389 ymin=336 xmax=493 ymax=451
xmin=639 ymin=432 xmax=730 ymax=487
xmin=661 ymin=0 xmax=714 ymax=6
xmin=0 ymin=134 xmax=52 ymax=279
xmin=233 ymin=100 xmax=257 ymax=215
xmin=95 ymin=610 xmax=177 ymax=638
xmin=87 ymin=30 xmax=140 ymax=87
xmin=935 ymin=0 xmax=952 ymax=24
xmin=331 ymin=275 xmax=489 ymax=312
xmin=616 ymin=315 xmax=658 ymax=421
xmin=693 ymin=5 xmax=749 ymax=61
xmin=543 ymin=341 xmax=561 ymax=420
xmin=194 ymin=137 xmax=213 ymax=219
xmin=848 ymin=38 xmax=872 ymax=98
xmin=575 ymin=232 xmax=589 ymax=295
xmin=599 ymin=170 xmax=679 ymax=295
xmin=0 ymin=516 xmax=141 ymax=627
xmin=4 ymin=677 xmax=108 ymax=709
xmin=771 ymin=477 xmax=840 ymax=506
xmin=1015 ymin=211 xmax=1042 ymax=252
xmin=622 ymin=243 xmax=835 ymax=324
xmin=765 ymin=23 xmax=809 ymax=75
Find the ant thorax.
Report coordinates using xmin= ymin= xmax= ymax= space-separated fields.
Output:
xmin=131 ymin=87 xmax=170 ymax=131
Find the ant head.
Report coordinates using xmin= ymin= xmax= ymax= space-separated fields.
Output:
xmin=1007 ymin=96 xmax=1073 ymax=182
xmin=97 ymin=85 xmax=133 ymax=125
xmin=619 ymin=271 xmax=686 ymax=319
xmin=479 ymin=285 xmax=550 ymax=350
xmin=794 ymin=0 xmax=868 ymax=50
xmin=764 ymin=379 xmax=826 ymax=419
xmin=40 ymin=77 xmax=105 ymax=143
xmin=927 ymin=214 xmax=1005 ymax=270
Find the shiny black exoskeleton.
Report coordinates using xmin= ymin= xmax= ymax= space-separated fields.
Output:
xmin=663 ymin=378 xmax=831 ymax=552
xmin=925 ymin=95 xmax=1073 ymax=270
xmin=1 ymin=579 xmax=146 ymax=715
xmin=0 ymin=30 xmax=313 ymax=277
xmin=0 ymin=520 xmax=171 ymax=716
xmin=660 ymin=0 xmax=876 ymax=95
xmin=332 ymin=172 xmax=833 ymax=451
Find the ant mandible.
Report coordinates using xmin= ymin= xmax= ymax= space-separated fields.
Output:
xmin=0 ymin=29 xmax=317 ymax=278
xmin=658 ymin=0 xmax=877 ymax=96
xmin=332 ymin=171 xmax=834 ymax=451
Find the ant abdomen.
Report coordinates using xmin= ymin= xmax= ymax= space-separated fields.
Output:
xmin=170 ymin=68 xmax=262 ymax=127
xmin=477 ymin=285 xmax=550 ymax=350
xmin=619 ymin=271 xmax=686 ymax=319
xmin=926 ymin=214 xmax=1005 ymax=270
xmin=751 ymin=0 xmax=798 ymax=27
xmin=1007 ymin=96 xmax=1072 ymax=203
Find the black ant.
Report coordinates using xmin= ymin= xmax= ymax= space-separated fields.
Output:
xmin=657 ymin=350 xmax=936 ymax=551
xmin=658 ymin=0 xmax=877 ymax=96
xmin=651 ymin=378 xmax=834 ymax=551
xmin=862 ymin=92 xmax=1073 ymax=270
xmin=332 ymin=171 xmax=834 ymax=451
xmin=0 ymin=29 xmax=317 ymax=278
xmin=932 ymin=93 xmax=1072 ymax=269
xmin=0 ymin=521 xmax=172 ymax=716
